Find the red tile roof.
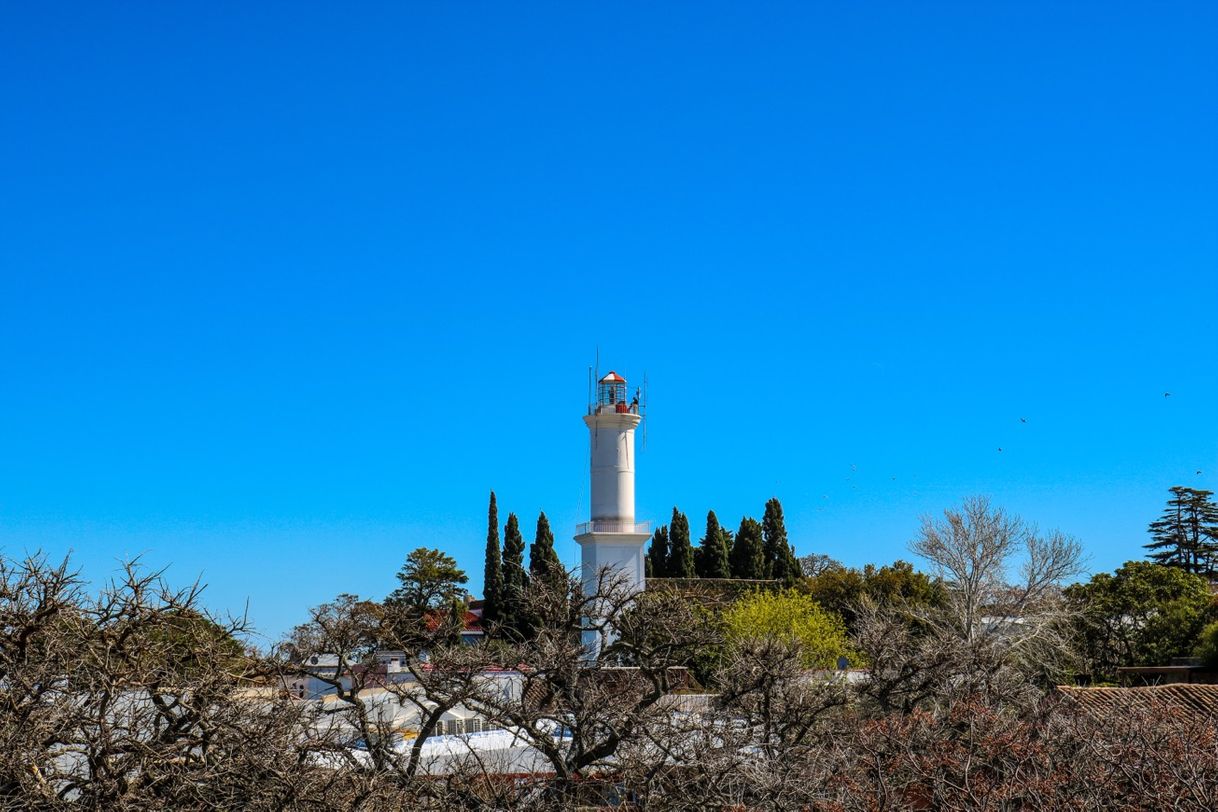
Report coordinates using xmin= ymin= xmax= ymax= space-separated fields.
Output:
xmin=1058 ymin=684 xmax=1218 ymax=725
xmin=422 ymin=609 xmax=483 ymax=633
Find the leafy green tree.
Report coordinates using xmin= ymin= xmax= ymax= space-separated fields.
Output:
xmin=722 ymin=589 xmax=857 ymax=668
xmin=1145 ymin=486 xmax=1218 ymax=576
xmin=1065 ymin=560 xmax=1217 ymax=680
xmin=761 ymin=497 xmax=799 ymax=587
xmin=482 ymin=491 xmax=503 ymax=627
xmin=729 ymin=517 xmax=765 ymax=580
xmin=1195 ymin=620 xmax=1218 ymax=667
xmin=529 ymin=511 xmax=563 ymax=583
xmin=803 ymin=559 xmax=945 ymax=633
xmin=647 ymin=526 xmax=670 ymax=578
xmin=501 ymin=513 xmax=529 ymax=636
xmin=668 ymin=508 xmax=695 ymax=578
xmin=696 ymin=510 xmax=731 ymax=578
xmin=386 ymin=548 xmax=468 ymax=621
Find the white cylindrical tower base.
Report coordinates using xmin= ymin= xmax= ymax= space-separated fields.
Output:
xmin=574 ymin=529 xmax=651 ymax=597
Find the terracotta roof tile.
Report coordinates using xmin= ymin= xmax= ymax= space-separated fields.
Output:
xmin=1057 ymin=684 xmax=1218 ymax=725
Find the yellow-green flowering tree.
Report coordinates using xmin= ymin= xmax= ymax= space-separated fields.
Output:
xmin=722 ymin=589 xmax=857 ymax=669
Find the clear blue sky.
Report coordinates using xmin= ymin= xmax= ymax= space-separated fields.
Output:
xmin=2 ymin=3 xmax=1215 ymax=643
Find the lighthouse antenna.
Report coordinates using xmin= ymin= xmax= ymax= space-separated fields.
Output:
xmin=592 ymin=347 xmax=600 ymax=448
xmin=587 ymin=366 xmax=593 ymax=415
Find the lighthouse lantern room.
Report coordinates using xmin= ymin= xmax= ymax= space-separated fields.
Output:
xmin=594 ymin=371 xmax=633 ymax=414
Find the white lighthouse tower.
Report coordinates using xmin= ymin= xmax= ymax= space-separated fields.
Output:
xmin=574 ymin=371 xmax=651 ymax=598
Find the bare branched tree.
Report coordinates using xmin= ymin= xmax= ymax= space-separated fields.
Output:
xmin=907 ymin=496 xmax=1084 ymax=679
xmin=0 ymin=554 xmax=361 ymax=809
xmin=797 ymin=553 xmax=841 ymax=579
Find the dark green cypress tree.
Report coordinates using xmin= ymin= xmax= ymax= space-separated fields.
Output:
xmin=696 ymin=510 xmax=731 ymax=578
xmin=668 ymin=507 xmax=695 ymax=578
xmin=762 ymin=497 xmax=799 ymax=587
xmin=647 ymin=526 xmax=670 ymax=578
xmin=1146 ymin=486 xmax=1218 ymax=576
xmin=529 ymin=511 xmax=563 ymax=583
xmin=448 ymin=594 xmax=467 ymax=646
xmin=501 ymin=512 xmax=529 ymax=635
xmin=730 ymin=517 xmax=765 ymax=580
xmin=784 ymin=543 xmax=801 ymax=586
xmin=482 ymin=491 xmax=503 ymax=627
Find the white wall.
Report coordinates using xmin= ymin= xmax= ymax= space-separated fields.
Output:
xmin=584 ymin=411 xmax=641 ymax=522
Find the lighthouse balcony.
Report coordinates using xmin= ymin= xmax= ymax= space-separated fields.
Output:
xmin=576 ymin=520 xmax=652 ymax=536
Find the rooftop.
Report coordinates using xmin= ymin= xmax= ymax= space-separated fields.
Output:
xmin=1057 ymin=684 xmax=1218 ymax=725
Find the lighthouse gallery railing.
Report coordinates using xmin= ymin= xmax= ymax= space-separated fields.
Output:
xmin=575 ymin=520 xmax=652 ymax=535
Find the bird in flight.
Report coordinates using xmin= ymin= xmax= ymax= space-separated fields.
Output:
xmin=1198 ymin=470 xmax=1204 ymax=476
xmin=1164 ymin=392 xmax=1172 ymax=398
xmin=998 ymin=447 xmax=1004 ymax=452
xmin=1020 ymin=417 xmax=1027 ymax=423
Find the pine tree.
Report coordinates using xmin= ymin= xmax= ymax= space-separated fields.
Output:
xmin=730 ymin=517 xmax=765 ymax=579
xmin=762 ymin=497 xmax=799 ymax=587
xmin=1146 ymin=486 xmax=1218 ymax=576
xmin=386 ymin=547 xmax=469 ymax=617
xmin=668 ymin=508 xmax=695 ymax=578
xmin=501 ymin=512 xmax=529 ymax=636
xmin=647 ymin=526 xmax=670 ymax=578
xmin=696 ymin=510 xmax=731 ymax=578
xmin=529 ymin=511 xmax=563 ymax=583
xmin=482 ymin=491 xmax=503 ymax=627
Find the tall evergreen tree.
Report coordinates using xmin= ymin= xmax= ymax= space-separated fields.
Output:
xmin=501 ymin=512 xmax=529 ymax=635
xmin=762 ymin=497 xmax=800 ymax=587
xmin=647 ymin=526 xmax=670 ymax=578
xmin=1146 ymin=486 xmax=1218 ymax=576
xmin=384 ymin=547 xmax=469 ymax=645
xmin=529 ymin=511 xmax=563 ymax=583
xmin=386 ymin=547 xmax=469 ymax=617
xmin=696 ymin=510 xmax=731 ymax=578
xmin=447 ymin=594 xmax=467 ymax=646
xmin=668 ymin=508 xmax=695 ymax=578
xmin=482 ymin=491 xmax=503 ymax=627
xmin=730 ymin=517 xmax=765 ymax=579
